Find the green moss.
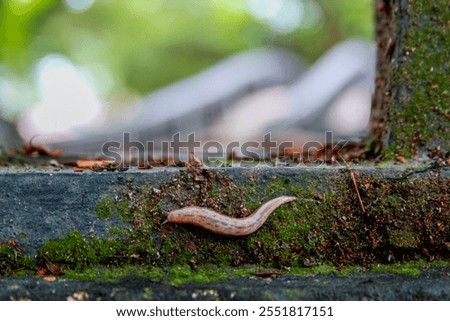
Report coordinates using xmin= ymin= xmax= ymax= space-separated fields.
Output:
xmin=3 ymin=167 xmax=446 ymax=282
xmin=60 ymin=260 xmax=450 ymax=284
xmin=239 ymin=176 xmax=335 ymax=267
xmin=117 ymin=199 xmax=133 ymax=223
xmin=95 ymin=197 xmax=115 ymax=219
xmin=64 ymin=265 xmax=165 ymax=282
xmin=388 ymin=229 xmax=419 ymax=249
xmin=289 ymin=264 xmax=338 ymax=276
xmin=61 ymin=264 xmax=254 ymax=285
xmin=94 ymin=169 xmax=447 ymax=270
xmin=0 ymin=149 xmax=30 ymax=167
xmin=0 ymin=242 xmax=34 ymax=275
xmin=387 ymin=1 xmax=449 ymax=157
xmin=246 ymin=197 xmax=327 ymax=266
xmin=370 ymin=263 xmax=421 ymax=277
xmin=164 ymin=264 xmax=255 ymax=285
xmin=109 ymin=226 xmax=129 ymax=236
xmin=91 ymin=237 xmax=130 ymax=266
xmin=38 ymin=231 xmax=98 ymax=272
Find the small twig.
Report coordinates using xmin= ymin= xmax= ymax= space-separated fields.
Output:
xmin=349 ymin=170 xmax=365 ymax=213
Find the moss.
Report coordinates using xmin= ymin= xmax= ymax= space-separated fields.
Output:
xmin=116 ymin=199 xmax=133 ymax=223
xmin=27 ymin=259 xmax=449 ymax=285
xmin=38 ymin=231 xmax=98 ymax=272
xmin=69 ymin=260 xmax=450 ymax=285
xmin=95 ymin=197 xmax=115 ymax=219
xmin=84 ymin=168 xmax=450 ymax=271
xmin=289 ymin=264 xmax=338 ymax=276
xmin=0 ymin=149 xmax=30 ymax=167
xmin=0 ymin=241 xmax=34 ymax=275
xmin=4 ymin=167 xmax=446 ymax=282
xmin=387 ymin=1 xmax=449 ymax=158
xmin=245 ymin=197 xmax=327 ymax=267
xmin=64 ymin=265 xmax=165 ymax=282
xmin=388 ymin=229 xmax=419 ymax=249
xmin=91 ymin=237 xmax=130 ymax=266
xmin=60 ymin=264 xmax=254 ymax=285
xmin=165 ymin=265 xmax=254 ymax=285
xmin=109 ymin=226 xmax=129 ymax=236
xmin=370 ymin=262 xmax=421 ymax=277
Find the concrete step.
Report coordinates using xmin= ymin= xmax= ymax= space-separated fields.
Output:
xmin=1 ymin=165 xmax=448 ymax=259
xmin=0 ymin=165 xmax=449 ymax=300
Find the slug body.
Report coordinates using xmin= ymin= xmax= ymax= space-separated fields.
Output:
xmin=167 ymin=196 xmax=296 ymax=236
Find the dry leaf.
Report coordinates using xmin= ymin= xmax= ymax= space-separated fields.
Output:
xmin=22 ymin=144 xmax=63 ymax=158
xmin=36 ymin=267 xmax=47 ymax=276
xmin=396 ymin=155 xmax=407 ymax=164
xmin=43 ymin=256 xmax=64 ymax=276
xmin=187 ymin=152 xmax=202 ymax=168
xmin=64 ymin=159 xmax=120 ymax=171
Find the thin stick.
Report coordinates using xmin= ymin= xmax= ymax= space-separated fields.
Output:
xmin=349 ymin=170 xmax=365 ymax=213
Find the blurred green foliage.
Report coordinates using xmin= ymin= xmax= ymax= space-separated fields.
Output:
xmin=0 ymin=0 xmax=373 ymax=113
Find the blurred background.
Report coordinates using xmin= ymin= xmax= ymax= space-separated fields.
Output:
xmin=0 ymin=0 xmax=374 ymax=150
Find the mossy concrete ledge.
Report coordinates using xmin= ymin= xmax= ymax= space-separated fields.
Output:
xmin=369 ymin=0 xmax=449 ymax=158
xmin=0 ymin=165 xmax=448 ymax=277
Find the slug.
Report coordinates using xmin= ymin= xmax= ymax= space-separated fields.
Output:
xmin=166 ymin=196 xmax=296 ymax=236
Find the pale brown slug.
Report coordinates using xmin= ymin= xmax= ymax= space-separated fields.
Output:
xmin=166 ymin=196 xmax=296 ymax=236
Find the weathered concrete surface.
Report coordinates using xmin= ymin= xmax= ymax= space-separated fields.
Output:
xmin=369 ymin=0 xmax=449 ymax=158
xmin=0 ymin=167 xmax=179 ymax=255
xmin=2 ymin=268 xmax=449 ymax=301
xmin=0 ymin=165 xmax=448 ymax=256
xmin=0 ymin=165 xmax=448 ymax=301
